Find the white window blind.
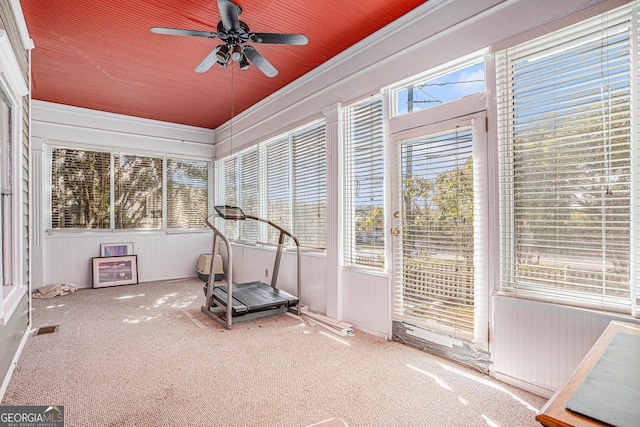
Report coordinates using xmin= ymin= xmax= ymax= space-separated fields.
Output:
xmin=239 ymin=148 xmax=259 ymax=241
xmin=0 ymin=95 xmax=11 ymax=194
xmin=214 ymin=147 xmax=260 ymax=241
xmin=265 ymin=136 xmax=292 ymax=243
xmin=114 ymin=154 xmax=163 ymax=229
xmin=213 ymin=157 xmax=225 ymax=232
xmin=167 ymin=158 xmax=210 ymax=229
xmin=49 ymin=146 xmax=210 ymax=231
xmin=216 ymin=156 xmax=239 ymax=239
xmin=50 ymin=148 xmax=111 ymax=229
xmin=496 ymin=2 xmax=635 ymax=312
xmin=343 ymin=96 xmax=385 ymax=269
xmin=214 ymin=120 xmax=327 ymax=249
xmin=397 ymin=126 xmax=475 ymax=337
xmin=292 ymin=121 xmax=327 ymax=249
xmin=0 ymin=94 xmax=12 ymax=287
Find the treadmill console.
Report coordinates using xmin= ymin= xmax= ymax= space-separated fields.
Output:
xmin=214 ymin=205 xmax=246 ymax=220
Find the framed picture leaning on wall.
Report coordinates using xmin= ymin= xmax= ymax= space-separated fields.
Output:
xmin=92 ymin=255 xmax=138 ymax=288
xmin=100 ymin=242 xmax=134 ymax=257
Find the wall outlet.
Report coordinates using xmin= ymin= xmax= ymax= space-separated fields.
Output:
xmin=265 ymin=269 xmax=269 ymax=277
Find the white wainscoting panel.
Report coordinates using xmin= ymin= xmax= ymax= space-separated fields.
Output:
xmin=43 ymin=232 xmax=212 ymax=288
xmin=342 ymin=269 xmax=390 ymax=338
xmin=492 ymin=296 xmax=631 ymax=395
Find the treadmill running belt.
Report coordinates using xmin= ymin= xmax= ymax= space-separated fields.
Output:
xmin=214 ymin=281 xmax=299 ymax=312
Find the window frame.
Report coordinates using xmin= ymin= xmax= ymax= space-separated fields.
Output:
xmin=49 ymin=147 xmax=112 ymax=230
xmin=390 ymin=51 xmax=486 ymax=118
xmin=0 ymin=29 xmax=29 ymax=325
xmin=215 ymin=145 xmax=261 ymax=242
xmin=342 ymin=95 xmax=386 ymax=270
xmin=0 ymin=85 xmax=19 ymax=324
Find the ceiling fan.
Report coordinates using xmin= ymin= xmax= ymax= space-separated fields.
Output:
xmin=151 ymin=0 xmax=308 ymax=77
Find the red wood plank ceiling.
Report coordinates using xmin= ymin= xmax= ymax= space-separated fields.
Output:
xmin=22 ymin=0 xmax=428 ymax=129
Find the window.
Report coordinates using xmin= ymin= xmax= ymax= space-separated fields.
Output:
xmin=0 ymin=29 xmax=29 ymax=324
xmin=393 ymin=53 xmax=485 ymax=116
xmin=115 ymin=154 xmax=162 ymax=229
xmin=167 ymin=158 xmax=211 ymax=229
xmin=265 ymin=136 xmax=292 ymax=242
xmin=343 ymin=96 xmax=385 ymax=269
xmin=1 ymin=92 xmax=13 ymax=290
xmin=49 ymin=146 xmax=212 ymax=231
xmin=215 ymin=147 xmax=259 ymax=241
xmin=51 ymin=148 xmax=111 ymax=229
xmin=239 ymin=148 xmax=259 ymax=241
xmin=291 ymin=121 xmax=327 ymax=248
xmin=215 ymin=119 xmax=327 ymax=249
xmin=216 ymin=155 xmax=239 ymax=239
xmin=496 ymin=2 xmax=636 ymax=312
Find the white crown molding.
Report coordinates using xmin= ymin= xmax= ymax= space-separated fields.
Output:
xmin=9 ymin=0 xmax=34 ymax=50
xmin=32 ymin=100 xmax=215 ymax=145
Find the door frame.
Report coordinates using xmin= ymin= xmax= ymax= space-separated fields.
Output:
xmin=385 ymin=96 xmax=489 ymax=357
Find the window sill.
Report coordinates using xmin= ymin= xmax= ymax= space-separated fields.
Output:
xmin=0 ymin=285 xmax=27 ymax=326
xmin=46 ymin=228 xmax=209 ymax=237
xmin=342 ymin=265 xmax=388 ymax=278
xmin=224 ymin=240 xmax=326 ymax=257
xmin=493 ymin=291 xmax=635 ymax=319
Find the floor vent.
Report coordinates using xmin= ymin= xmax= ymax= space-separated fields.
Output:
xmin=35 ymin=325 xmax=59 ymax=335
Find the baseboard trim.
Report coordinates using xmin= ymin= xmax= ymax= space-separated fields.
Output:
xmin=493 ymin=371 xmax=554 ymax=399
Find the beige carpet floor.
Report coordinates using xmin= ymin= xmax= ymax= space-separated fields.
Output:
xmin=2 ymin=278 xmax=546 ymax=426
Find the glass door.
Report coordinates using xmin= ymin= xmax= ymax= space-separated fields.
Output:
xmin=392 ymin=113 xmax=487 ymax=345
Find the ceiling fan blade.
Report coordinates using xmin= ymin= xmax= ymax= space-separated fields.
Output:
xmin=150 ymin=27 xmax=218 ymax=38
xmin=195 ymin=46 xmax=222 ymax=73
xmin=250 ymin=33 xmax=308 ymax=45
xmin=217 ymin=0 xmax=241 ymax=31
xmin=243 ymin=46 xmax=278 ymax=77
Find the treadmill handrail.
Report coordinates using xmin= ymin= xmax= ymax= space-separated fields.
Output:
xmin=205 ymin=217 xmax=234 ymax=329
xmin=242 ymin=214 xmax=301 ymax=245
xmin=241 ymin=213 xmax=301 ymax=294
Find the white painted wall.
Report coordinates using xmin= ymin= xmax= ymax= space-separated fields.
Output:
xmin=492 ymin=297 xmax=639 ymax=397
xmin=342 ymin=270 xmax=391 ymax=338
xmin=31 ymin=101 xmax=216 ymax=288
xmin=41 ymin=232 xmax=213 ymax=288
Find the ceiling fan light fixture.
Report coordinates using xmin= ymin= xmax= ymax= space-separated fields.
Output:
xmin=231 ymin=45 xmax=243 ymax=62
xmin=215 ymin=44 xmax=230 ymax=63
xmin=239 ymin=54 xmax=250 ymax=70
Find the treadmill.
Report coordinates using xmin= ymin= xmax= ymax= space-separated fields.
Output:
xmin=201 ymin=206 xmax=301 ymax=329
